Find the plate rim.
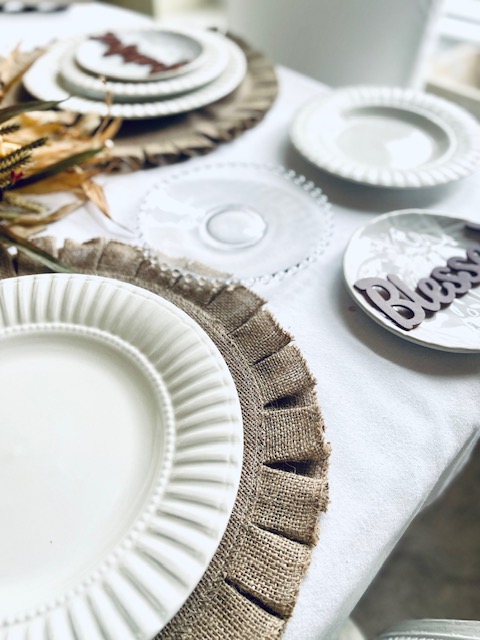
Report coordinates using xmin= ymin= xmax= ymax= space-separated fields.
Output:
xmin=0 ymin=272 xmax=243 ymax=638
xmin=291 ymin=85 xmax=480 ymax=188
xmin=343 ymin=208 xmax=480 ymax=352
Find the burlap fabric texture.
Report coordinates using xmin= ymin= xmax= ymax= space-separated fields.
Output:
xmin=106 ymin=34 xmax=279 ymax=171
xmin=0 ymin=237 xmax=330 ymax=639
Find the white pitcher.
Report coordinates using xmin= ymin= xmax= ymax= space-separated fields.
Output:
xmin=226 ymin=0 xmax=445 ymax=88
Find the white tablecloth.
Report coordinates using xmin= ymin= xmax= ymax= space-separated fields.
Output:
xmin=1 ymin=4 xmax=479 ymax=639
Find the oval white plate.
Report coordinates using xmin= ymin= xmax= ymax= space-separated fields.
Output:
xmin=343 ymin=209 xmax=480 ymax=352
xmin=59 ymin=29 xmax=229 ymax=102
xmin=0 ymin=273 xmax=243 ymax=639
xmin=76 ymin=29 xmax=204 ymax=82
xmin=291 ymin=86 xmax=480 ymax=188
xmin=23 ymin=36 xmax=247 ymax=119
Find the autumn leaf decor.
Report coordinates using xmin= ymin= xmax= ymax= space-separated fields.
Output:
xmin=0 ymin=46 xmax=122 ymax=270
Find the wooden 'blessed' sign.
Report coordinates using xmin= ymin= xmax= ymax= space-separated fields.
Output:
xmin=354 ymin=222 xmax=480 ymax=331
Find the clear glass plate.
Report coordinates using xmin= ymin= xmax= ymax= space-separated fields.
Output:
xmin=137 ymin=162 xmax=334 ymax=287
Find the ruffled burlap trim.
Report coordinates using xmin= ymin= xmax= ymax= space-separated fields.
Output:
xmin=104 ymin=34 xmax=279 ymax=171
xmin=0 ymin=237 xmax=330 ymax=639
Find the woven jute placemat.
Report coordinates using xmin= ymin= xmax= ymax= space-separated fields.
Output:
xmin=0 ymin=236 xmax=329 ymax=639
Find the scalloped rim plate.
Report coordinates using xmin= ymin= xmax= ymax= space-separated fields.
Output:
xmin=59 ymin=29 xmax=230 ymax=102
xmin=0 ymin=273 xmax=243 ymax=639
xmin=22 ymin=36 xmax=247 ymax=119
xmin=343 ymin=209 xmax=480 ymax=352
xmin=291 ymin=86 xmax=480 ymax=188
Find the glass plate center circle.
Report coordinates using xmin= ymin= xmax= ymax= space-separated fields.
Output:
xmin=337 ymin=106 xmax=452 ymax=169
xmin=0 ymin=324 xmax=168 ymax=615
xmin=202 ymin=204 xmax=267 ymax=249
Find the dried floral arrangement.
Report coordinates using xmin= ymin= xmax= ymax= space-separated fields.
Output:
xmin=0 ymin=46 xmax=122 ymax=270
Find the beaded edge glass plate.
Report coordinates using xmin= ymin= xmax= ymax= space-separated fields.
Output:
xmin=343 ymin=209 xmax=480 ymax=352
xmin=0 ymin=273 xmax=243 ymax=639
xmin=136 ymin=162 xmax=334 ymax=287
xmin=291 ymin=86 xmax=480 ymax=188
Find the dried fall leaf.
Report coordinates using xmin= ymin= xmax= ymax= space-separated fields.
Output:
xmin=14 ymin=167 xmax=100 ymax=194
xmin=0 ymin=225 xmax=73 ymax=272
xmin=81 ymin=178 xmax=111 ymax=219
xmin=4 ymin=199 xmax=83 ymax=227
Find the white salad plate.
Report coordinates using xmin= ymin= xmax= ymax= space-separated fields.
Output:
xmin=23 ymin=37 xmax=247 ymax=118
xmin=291 ymin=86 xmax=480 ymax=188
xmin=343 ymin=209 xmax=480 ymax=352
xmin=59 ymin=29 xmax=229 ymax=103
xmin=75 ymin=29 xmax=205 ymax=82
xmin=0 ymin=273 xmax=243 ymax=639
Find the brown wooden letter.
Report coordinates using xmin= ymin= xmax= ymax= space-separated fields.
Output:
xmin=354 ymin=277 xmax=426 ymax=331
xmin=431 ymin=266 xmax=471 ymax=294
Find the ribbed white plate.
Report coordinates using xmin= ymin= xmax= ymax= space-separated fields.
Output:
xmin=23 ymin=36 xmax=247 ymax=119
xmin=0 ymin=273 xmax=243 ymax=639
xmin=59 ymin=29 xmax=229 ymax=102
xmin=291 ymin=86 xmax=480 ymax=188
xmin=343 ymin=209 xmax=480 ymax=352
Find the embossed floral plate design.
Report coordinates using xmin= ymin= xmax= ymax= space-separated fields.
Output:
xmin=343 ymin=209 xmax=480 ymax=352
xmin=291 ymin=86 xmax=480 ymax=188
xmin=0 ymin=273 xmax=243 ymax=639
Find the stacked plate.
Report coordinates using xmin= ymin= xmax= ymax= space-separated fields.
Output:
xmin=22 ymin=27 xmax=247 ymax=118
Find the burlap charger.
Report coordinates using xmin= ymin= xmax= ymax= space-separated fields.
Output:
xmin=0 ymin=237 xmax=329 ymax=639
xmin=107 ymin=34 xmax=279 ymax=171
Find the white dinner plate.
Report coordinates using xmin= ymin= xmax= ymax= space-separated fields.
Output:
xmin=291 ymin=86 xmax=480 ymax=188
xmin=343 ymin=209 xmax=480 ymax=352
xmin=0 ymin=273 xmax=243 ymax=639
xmin=59 ymin=29 xmax=229 ymax=102
xmin=76 ymin=29 xmax=204 ymax=82
xmin=23 ymin=36 xmax=247 ymax=118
